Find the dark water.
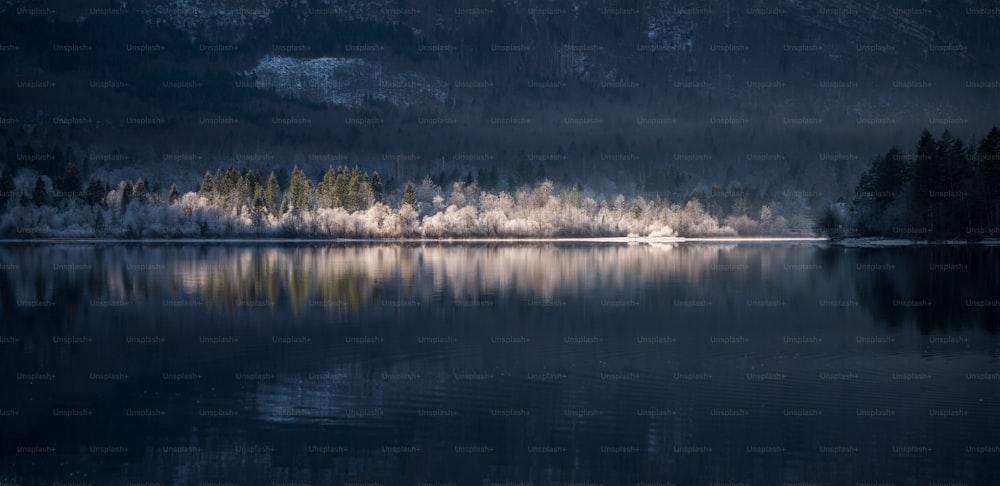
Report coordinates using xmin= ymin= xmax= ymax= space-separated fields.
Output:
xmin=1 ymin=242 xmax=999 ymax=486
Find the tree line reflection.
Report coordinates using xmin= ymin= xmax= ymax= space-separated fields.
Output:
xmin=0 ymin=243 xmax=997 ymax=333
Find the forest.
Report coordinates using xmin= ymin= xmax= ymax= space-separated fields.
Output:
xmin=818 ymin=126 xmax=1000 ymax=240
xmin=1 ymin=126 xmax=997 ymax=240
xmin=0 ymin=158 xmax=793 ymax=239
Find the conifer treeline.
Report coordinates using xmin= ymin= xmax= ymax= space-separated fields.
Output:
xmin=195 ymin=164 xmax=389 ymax=217
xmin=819 ymin=126 xmax=1000 ymax=239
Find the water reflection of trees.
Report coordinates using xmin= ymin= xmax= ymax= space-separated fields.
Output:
xmin=4 ymin=243 xmax=746 ymax=316
xmin=2 ymin=243 xmax=999 ymax=483
xmin=833 ymin=246 xmax=1000 ymax=333
xmin=1 ymin=243 xmax=997 ymax=334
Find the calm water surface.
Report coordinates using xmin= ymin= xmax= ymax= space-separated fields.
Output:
xmin=1 ymin=242 xmax=998 ymax=485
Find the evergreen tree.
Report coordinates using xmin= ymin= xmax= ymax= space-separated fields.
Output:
xmin=234 ymin=172 xmax=252 ymax=214
xmin=403 ymin=181 xmax=416 ymax=207
xmin=975 ymin=127 xmax=1000 ymax=231
xmin=56 ymin=162 xmax=83 ymax=199
xmin=852 ymin=147 xmax=909 ymax=235
xmin=133 ymin=179 xmax=147 ymax=203
xmin=370 ymin=171 xmax=383 ymax=203
xmin=213 ymin=168 xmax=224 ymax=198
xmin=331 ymin=166 xmax=348 ymax=208
xmin=250 ymin=181 xmax=266 ymax=229
xmin=873 ymin=147 xmax=907 ymax=209
xmin=941 ymin=134 xmax=972 ymax=234
xmin=120 ymin=180 xmax=134 ymax=213
xmin=910 ymin=129 xmax=939 ymax=230
xmin=279 ymin=194 xmax=290 ymax=215
xmin=316 ymin=165 xmax=337 ymax=208
xmin=32 ymin=177 xmax=48 ymax=206
xmin=477 ymin=167 xmax=492 ymax=189
xmin=199 ymin=171 xmax=214 ymax=198
xmin=287 ymin=165 xmax=313 ymax=213
xmin=346 ymin=166 xmax=362 ymax=212
xmin=264 ymin=171 xmax=281 ymax=216
xmin=168 ymin=183 xmax=180 ymax=204
xmin=852 ymin=163 xmax=879 ymax=234
xmin=86 ymin=176 xmax=106 ymax=206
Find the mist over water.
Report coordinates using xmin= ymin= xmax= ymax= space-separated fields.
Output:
xmin=1 ymin=243 xmax=998 ymax=484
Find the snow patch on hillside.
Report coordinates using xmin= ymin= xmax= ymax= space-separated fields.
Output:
xmin=243 ymin=55 xmax=448 ymax=109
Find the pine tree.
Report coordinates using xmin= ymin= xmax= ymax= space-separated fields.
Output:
xmin=370 ymin=171 xmax=383 ymax=203
xmin=234 ymin=172 xmax=252 ymax=214
xmin=873 ymin=147 xmax=907 ymax=209
xmin=316 ymin=165 xmax=337 ymax=208
xmin=975 ymin=127 xmax=1000 ymax=231
xmin=86 ymin=176 xmax=106 ymax=206
xmin=168 ymin=183 xmax=180 ymax=204
xmin=32 ymin=177 xmax=48 ymax=206
xmin=331 ymin=166 xmax=348 ymax=208
xmin=213 ymin=168 xmax=224 ymax=198
xmin=199 ymin=171 xmax=214 ymax=198
xmin=264 ymin=171 xmax=281 ymax=216
xmin=288 ymin=165 xmax=313 ymax=213
xmin=403 ymin=181 xmax=416 ymax=208
xmin=279 ymin=194 xmax=290 ymax=215
xmin=941 ymin=134 xmax=972 ymax=235
xmin=852 ymin=163 xmax=880 ymax=234
xmin=133 ymin=179 xmax=147 ymax=203
xmin=346 ymin=166 xmax=362 ymax=212
xmin=250 ymin=181 xmax=265 ymax=229
xmin=56 ymin=162 xmax=83 ymax=199
xmin=120 ymin=180 xmax=133 ymax=213
xmin=477 ymin=167 xmax=492 ymax=189
xmin=910 ymin=129 xmax=938 ymax=230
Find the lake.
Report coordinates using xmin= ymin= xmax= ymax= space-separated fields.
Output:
xmin=1 ymin=242 xmax=998 ymax=485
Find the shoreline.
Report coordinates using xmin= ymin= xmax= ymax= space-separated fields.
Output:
xmin=2 ymin=236 xmax=997 ymax=245
xmin=0 ymin=236 xmax=827 ymax=244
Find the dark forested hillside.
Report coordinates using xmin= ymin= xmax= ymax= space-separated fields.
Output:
xmin=1 ymin=0 xmax=998 ymax=237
